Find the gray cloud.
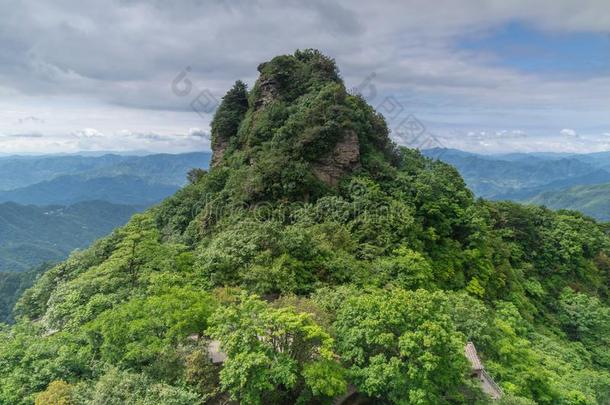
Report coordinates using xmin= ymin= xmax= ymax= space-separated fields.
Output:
xmin=17 ymin=116 xmax=45 ymax=124
xmin=2 ymin=132 xmax=45 ymax=138
xmin=0 ymin=0 xmax=609 ymax=153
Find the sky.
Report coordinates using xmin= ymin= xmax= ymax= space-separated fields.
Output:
xmin=0 ymin=0 xmax=609 ymax=155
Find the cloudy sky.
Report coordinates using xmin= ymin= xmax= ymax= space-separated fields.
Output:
xmin=1 ymin=0 xmax=609 ymax=154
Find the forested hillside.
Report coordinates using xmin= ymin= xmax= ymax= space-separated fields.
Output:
xmin=1 ymin=51 xmax=609 ymax=404
xmin=0 ymin=201 xmax=137 ymax=272
xmin=423 ymin=148 xmax=610 ymax=201
xmin=527 ymin=183 xmax=610 ymax=221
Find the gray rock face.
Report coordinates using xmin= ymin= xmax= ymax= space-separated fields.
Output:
xmin=255 ymin=78 xmax=280 ymax=109
xmin=312 ymin=130 xmax=361 ymax=187
xmin=211 ymin=137 xmax=229 ymax=168
xmin=211 ymin=77 xmax=279 ymax=168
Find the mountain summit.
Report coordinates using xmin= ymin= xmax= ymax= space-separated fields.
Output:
xmin=210 ymin=49 xmax=396 ymax=199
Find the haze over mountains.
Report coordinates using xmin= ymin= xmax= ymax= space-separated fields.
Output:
xmin=0 ymin=152 xmax=211 ymax=322
xmin=424 ymin=148 xmax=610 ymax=221
xmin=0 ymin=153 xmax=211 ymax=204
xmin=0 ymin=201 xmax=137 ymax=273
xmin=0 ymin=152 xmax=211 ymax=270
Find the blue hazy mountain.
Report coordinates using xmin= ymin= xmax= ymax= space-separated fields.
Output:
xmin=0 ymin=175 xmax=179 ymax=206
xmin=0 ymin=152 xmax=211 ymax=206
xmin=423 ymin=148 xmax=610 ymax=221
xmin=0 ymin=152 xmax=212 ymax=321
xmin=0 ymin=152 xmax=212 ymax=269
xmin=0 ymin=152 xmax=211 ymax=192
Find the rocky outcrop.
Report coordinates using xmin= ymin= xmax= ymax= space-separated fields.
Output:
xmin=312 ymin=130 xmax=361 ymax=187
xmin=211 ymin=137 xmax=229 ymax=167
xmin=254 ymin=77 xmax=280 ymax=109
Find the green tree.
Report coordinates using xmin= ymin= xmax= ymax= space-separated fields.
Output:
xmin=210 ymin=80 xmax=249 ymax=166
xmin=372 ymin=246 xmax=433 ymax=289
xmin=35 ymin=380 xmax=74 ymax=405
xmin=87 ymin=367 xmax=200 ymax=405
xmin=332 ymin=288 xmax=468 ymax=404
xmin=88 ymin=287 xmax=216 ymax=370
xmin=558 ymin=288 xmax=610 ymax=367
xmin=208 ymin=294 xmax=347 ymax=404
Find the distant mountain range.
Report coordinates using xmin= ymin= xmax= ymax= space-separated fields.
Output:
xmin=0 ymin=151 xmax=212 ymax=271
xmin=0 ymin=152 xmax=211 ymax=261
xmin=0 ymin=200 xmax=138 ymax=273
xmin=528 ymin=183 xmax=610 ymax=221
xmin=0 ymin=152 xmax=211 ymax=191
xmin=0 ymin=175 xmax=179 ymax=206
xmin=423 ymin=148 xmax=610 ymax=221
xmin=0 ymin=152 xmax=211 ymax=322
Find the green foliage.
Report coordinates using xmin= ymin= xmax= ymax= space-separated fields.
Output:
xmin=82 ymin=367 xmax=200 ymax=405
xmin=0 ymin=324 xmax=92 ymax=405
xmin=184 ymin=348 xmax=221 ymax=400
xmin=1 ymin=50 xmax=610 ymax=405
xmin=327 ymin=288 xmax=469 ymax=404
xmin=208 ymin=294 xmax=347 ymax=404
xmin=371 ymin=246 xmax=433 ymax=289
xmin=88 ymin=287 xmax=216 ymax=371
xmin=558 ymin=288 xmax=610 ymax=367
xmin=35 ymin=380 xmax=74 ymax=405
xmin=186 ymin=167 xmax=206 ymax=184
xmin=210 ymin=80 xmax=249 ymax=164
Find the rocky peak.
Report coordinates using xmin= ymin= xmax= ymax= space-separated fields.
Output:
xmin=208 ymin=49 xmax=397 ymax=200
xmin=254 ymin=77 xmax=280 ymax=110
xmin=312 ymin=130 xmax=361 ymax=187
xmin=211 ymin=136 xmax=229 ymax=168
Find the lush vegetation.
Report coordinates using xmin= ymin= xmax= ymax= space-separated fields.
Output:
xmin=1 ymin=51 xmax=609 ymax=404
xmin=528 ymin=182 xmax=610 ymax=221
xmin=0 ymin=201 xmax=138 ymax=273
xmin=0 ymin=264 xmax=51 ymax=324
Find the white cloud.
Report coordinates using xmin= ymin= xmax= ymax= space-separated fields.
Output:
xmin=72 ymin=128 xmax=104 ymax=138
xmin=560 ymin=128 xmax=578 ymax=137
xmin=188 ymin=127 xmax=209 ymax=139
xmin=434 ymin=130 xmax=610 ymax=154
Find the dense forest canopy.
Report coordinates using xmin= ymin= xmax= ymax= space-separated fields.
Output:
xmin=1 ymin=50 xmax=609 ymax=404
